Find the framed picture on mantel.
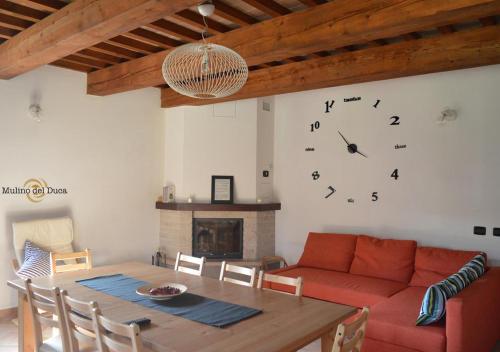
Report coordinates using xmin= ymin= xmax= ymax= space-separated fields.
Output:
xmin=211 ymin=176 xmax=234 ymax=204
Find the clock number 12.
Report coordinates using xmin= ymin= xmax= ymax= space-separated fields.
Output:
xmin=310 ymin=121 xmax=320 ymax=132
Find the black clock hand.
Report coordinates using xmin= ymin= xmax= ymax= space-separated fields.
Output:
xmin=338 ymin=131 xmax=350 ymax=145
xmin=356 ymin=150 xmax=368 ymax=158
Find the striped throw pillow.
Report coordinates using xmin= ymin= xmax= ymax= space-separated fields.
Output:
xmin=16 ymin=241 xmax=51 ymax=279
xmin=416 ymin=253 xmax=486 ymax=326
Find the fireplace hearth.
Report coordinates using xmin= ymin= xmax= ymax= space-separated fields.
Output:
xmin=192 ymin=218 xmax=243 ymax=259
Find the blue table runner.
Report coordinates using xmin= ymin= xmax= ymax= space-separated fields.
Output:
xmin=77 ymin=274 xmax=262 ymax=328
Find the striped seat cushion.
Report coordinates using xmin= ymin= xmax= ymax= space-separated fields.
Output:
xmin=16 ymin=241 xmax=51 ymax=279
xmin=416 ymin=253 xmax=486 ymax=325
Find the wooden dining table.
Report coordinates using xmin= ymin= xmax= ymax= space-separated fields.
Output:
xmin=7 ymin=262 xmax=356 ymax=352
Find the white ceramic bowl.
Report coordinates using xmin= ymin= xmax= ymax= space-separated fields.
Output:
xmin=136 ymin=283 xmax=187 ymax=301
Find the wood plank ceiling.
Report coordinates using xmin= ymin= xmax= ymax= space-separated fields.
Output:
xmin=0 ymin=0 xmax=499 ymax=107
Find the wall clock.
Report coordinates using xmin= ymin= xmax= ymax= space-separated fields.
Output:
xmin=305 ymin=95 xmax=407 ymax=205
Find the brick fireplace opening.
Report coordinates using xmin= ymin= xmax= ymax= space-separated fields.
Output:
xmin=192 ymin=218 xmax=243 ymax=259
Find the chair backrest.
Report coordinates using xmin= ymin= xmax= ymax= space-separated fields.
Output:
xmin=174 ymin=252 xmax=206 ymax=276
xmin=24 ymin=279 xmax=70 ymax=351
xmin=94 ymin=311 xmax=144 ymax=352
xmin=219 ymin=261 xmax=257 ymax=287
xmin=13 ymin=217 xmax=74 ymax=264
xmin=50 ymin=249 xmax=92 ymax=274
xmin=332 ymin=307 xmax=370 ymax=352
xmin=257 ymin=270 xmax=303 ymax=297
xmin=61 ymin=290 xmax=99 ymax=352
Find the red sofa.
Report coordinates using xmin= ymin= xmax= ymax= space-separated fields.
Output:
xmin=269 ymin=233 xmax=500 ymax=352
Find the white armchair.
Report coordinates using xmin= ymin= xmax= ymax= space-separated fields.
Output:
xmin=12 ymin=217 xmax=75 ymax=272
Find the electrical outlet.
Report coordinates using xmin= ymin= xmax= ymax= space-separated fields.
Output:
xmin=493 ymin=228 xmax=500 ymax=237
xmin=262 ymin=170 xmax=269 ymax=178
xmin=473 ymin=226 xmax=486 ymax=236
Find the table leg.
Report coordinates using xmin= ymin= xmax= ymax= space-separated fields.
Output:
xmin=18 ymin=291 xmax=35 ymax=352
xmin=321 ymin=331 xmax=334 ymax=352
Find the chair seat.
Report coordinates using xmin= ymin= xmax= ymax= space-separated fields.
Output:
xmin=40 ymin=335 xmax=97 ymax=352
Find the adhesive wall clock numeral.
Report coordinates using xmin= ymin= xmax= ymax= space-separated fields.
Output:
xmin=390 ymin=116 xmax=400 ymax=125
xmin=391 ymin=169 xmax=399 ymax=180
xmin=325 ymin=100 xmax=335 ymax=113
xmin=325 ymin=186 xmax=336 ymax=198
xmin=310 ymin=121 xmax=320 ymax=132
xmin=372 ymin=192 xmax=379 ymax=201
xmin=312 ymin=171 xmax=320 ymax=180
xmin=373 ymin=99 xmax=381 ymax=108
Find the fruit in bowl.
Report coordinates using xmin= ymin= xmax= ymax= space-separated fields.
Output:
xmin=149 ymin=286 xmax=181 ymax=296
xmin=136 ymin=283 xmax=187 ymax=300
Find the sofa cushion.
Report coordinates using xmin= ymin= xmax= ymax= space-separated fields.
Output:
xmin=349 ymin=235 xmax=417 ymax=283
xmin=410 ymin=247 xmax=482 ymax=287
xmin=269 ymin=266 xmax=407 ymax=307
xmin=298 ymin=232 xmax=357 ymax=272
xmin=366 ymin=287 xmax=446 ymax=352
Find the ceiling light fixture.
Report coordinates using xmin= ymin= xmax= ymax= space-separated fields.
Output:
xmin=162 ymin=1 xmax=248 ymax=99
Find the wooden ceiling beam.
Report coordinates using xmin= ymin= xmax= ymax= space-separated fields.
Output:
xmin=93 ymin=42 xmax=144 ymax=60
xmin=77 ymin=49 xmax=123 ymax=65
xmin=0 ymin=24 xmax=18 ymax=38
xmin=126 ymin=28 xmax=181 ymax=49
xmin=480 ymin=16 xmax=498 ymax=26
xmin=11 ymin=0 xmax=65 ymax=12
xmin=64 ymin=54 xmax=108 ymax=69
xmin=0 ymin=12 xmax=32 ymax=29
xmin=51 ymin=59 xmax=93 ymax=73
xmin=0 ymin=0 xmax=47 ymax=20
xmin=171 ymin=9 xmax=231 ymax=35
xmin=145 ymin=19 xmax=200 ymax=41
xmin=0 ymin=0 xmax=200 ymax=79
xmin=242 ymin=0 xmax=291 ymax=17
xmin=298 ymin=0 xmax=327 ymax=5
xmin=212 ymin=0 xmax=258 ymax=26
xmin=108 ymin=35 xmax=163 ymax=54
xmin=161 ymin=26 xmax=500 ymax=107
xmin=87 ymin=0 xmax=500 ymax=96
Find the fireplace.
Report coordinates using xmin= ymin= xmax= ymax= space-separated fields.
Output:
xmin=192 ymin=218 xmax=243 ymax=259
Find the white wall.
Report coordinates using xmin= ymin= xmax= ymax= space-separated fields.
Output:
xmin=273 ymin=65 xmax=500 ymax=265
xmin=0 ymin=66 xmax=164 ymax=308
xmin=164 ymin=100 xmax=260 ymax=202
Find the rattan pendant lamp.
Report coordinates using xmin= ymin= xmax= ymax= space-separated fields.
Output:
xmin=162 ymin=1 xmax=248 ymax=99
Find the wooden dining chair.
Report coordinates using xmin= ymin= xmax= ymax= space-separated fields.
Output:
xmin=219 ymin=261 xmax=257 ymax=287
xmin=24 ymin=278 xmax=70 ymax=352
xmin=50 ymin=249 xmax=93 ymax=275
xmin=331 ymin=307 xmax=370 ymax=352
xmin=174 ymin=252 xmax=206 ymax=276
xmin=61 ymin=290 xmax=100 ymax=352
xmin=94 ymin=309 xmax=145 ymax=352
xmin=257 ymin=270 xmax=304 ymax=297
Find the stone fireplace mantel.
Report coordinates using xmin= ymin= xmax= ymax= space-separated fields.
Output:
xmin=155 ymin=201 xmax=281 ymax=212
xmin=158 ymin=203 xmax=279 ymax=262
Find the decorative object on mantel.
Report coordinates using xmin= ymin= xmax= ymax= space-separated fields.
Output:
xmin=211 ymin=175 xmax=234 ymax=204
xmin=161 ymin=1 xmax=248 ymax=99
xmin=187 ymin=196 xmax=194 ymax=203
xmin=162 ymin=184 xmax=175 ymax=203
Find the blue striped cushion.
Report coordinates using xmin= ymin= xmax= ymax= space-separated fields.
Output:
xmin=16 ymin=241 xmax=51 ymax=279
xmin=416 ymin=253 xmax=486 ymax=326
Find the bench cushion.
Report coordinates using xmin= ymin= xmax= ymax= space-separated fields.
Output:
xmin=367 ymin=287 xmax=446 ymax=352
xmin=350 ymin=235 xmax=417 ymax=283
xmin=270 ymin=266 xmax=407 ymax=307
xmin=298 ymin=232 xmax=357 ymax=272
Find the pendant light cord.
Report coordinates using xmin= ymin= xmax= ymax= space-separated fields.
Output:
xmin=201 ymin=15 xmax=208 ymax=43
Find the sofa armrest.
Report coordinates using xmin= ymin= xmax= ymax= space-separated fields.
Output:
xmin=445 ymin=267 xmax=500 ymax=352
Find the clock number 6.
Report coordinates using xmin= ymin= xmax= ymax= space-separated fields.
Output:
xmin=391 ymin=169 xmax=399 ymax=180
xmin=310 ymin=121 xmax=320 ymax=132
xmin=390 ymin=116 xmax=400 ymax=125
xmin=372 ymin=192 xmax=379 ymax=201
